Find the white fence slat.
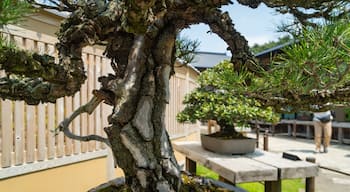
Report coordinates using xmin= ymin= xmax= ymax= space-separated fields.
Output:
xmin=56 ymin=98 xmax=64 ymax=157
xmin=13 ymin=36 xmax=24 ymax=49
xmin=14 ymin=102 xmax=25 ymax=165
xmin=26 ymin=106 xmax=36 ymax=163
xmin=64 ymin=97 xmax=73 ymax=156
xmin=100 ymin=57 xmax=111 ymax=149
xmin=47 ymin=103 xmax=56 ymax=159
xmin=88 ymin=54 xmax=96 ymax=151
xmin=95 ymin=56 xmax=102 ymax=149
xmin=1 ymin=100 xmax=13 ymax=168
xmin=37 ymin=104 xmax=46 ymax=161
xmin=80 ymin=53 xmax=88 ymax=153
xmin=73 ymin=93 xmax=81 ymax=154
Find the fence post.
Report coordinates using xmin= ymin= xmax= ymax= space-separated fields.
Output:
xmin=293 ymin=120 xmax=297 ymax=139
xmin=287 ymin=124 xmax=292 ymax=136
xmin=306 ymin=157 xmax=316 ymax=192
xmin=263 ymin=130 xmax=269 ymax=151
xmin=255 ymin=122 xmax=260 ymax=148
xmin=338 ymin=127 xmax=343 ymax=144
xmin=306 ymin=125 xmax=311 ymax=139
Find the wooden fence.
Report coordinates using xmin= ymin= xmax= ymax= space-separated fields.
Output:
xmin=0 ymin=25 xmax=199 ymax=179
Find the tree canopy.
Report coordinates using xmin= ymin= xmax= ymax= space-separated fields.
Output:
xmin=249 ymin=17 xmax=350 ymax=113
xmin=177 ymin=60 xmax=280 ymax=129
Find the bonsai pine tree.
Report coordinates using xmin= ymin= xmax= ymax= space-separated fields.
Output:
xmin=249 ymin=17 xmax=350 ymax=113
xmin=1 ymin=0 xmax=349 ymax=191
xmin=177 ymin=60 xmax=280 ymax=136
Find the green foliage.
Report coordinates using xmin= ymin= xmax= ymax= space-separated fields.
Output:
xmin=0 ymin=0 xmax=34 ymax=28
xmin=250 ymin=36 xmax=292 ymax=54
xmin=275 ymin=20 xmax=350 ymax=91
xmin=177 ymin=60 xmax=280 ymax=127
xmin=0 ymin=0 xmax=34 ymax=50
xmin=252 ymin=17 xmax=350 ymax=112
xmin=175 ymin=36 xmax=200 ymax=65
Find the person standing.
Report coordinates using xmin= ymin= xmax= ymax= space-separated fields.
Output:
xmin=313 ymin=110 xmax=333 ymax=153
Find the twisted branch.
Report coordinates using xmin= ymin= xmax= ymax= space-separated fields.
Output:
xmin=56 ymin=95 xmax=110 ymax=147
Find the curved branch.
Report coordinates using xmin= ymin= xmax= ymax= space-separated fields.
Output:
xmin=57 ymin=95 xmax=110 ymax=147
xmin=205 ymin=10 xmax=252 ymax=60
xmin=198 ymin=9 xmax=256 ymax=72
xmin=62 ymin=129 xmax=110 ymax=147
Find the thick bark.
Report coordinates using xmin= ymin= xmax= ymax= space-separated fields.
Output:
xmin=104 ymin=27 xmax=181 ymax=191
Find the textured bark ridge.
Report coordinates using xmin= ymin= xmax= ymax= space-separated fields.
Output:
xmin=2 ymin=0 xmax=349 ymax=191
xmin=103 ymin=29 xmax=182 ymax=191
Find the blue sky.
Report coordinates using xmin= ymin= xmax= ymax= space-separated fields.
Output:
xmin=180 ymin=2 xmax=293 ymax=53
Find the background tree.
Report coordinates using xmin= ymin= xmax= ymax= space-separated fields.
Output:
xmin=1 ymin=0 xmax=349 ymax=191
xmin=177 ymin=60 xmax=279 ymax=136
xmin=250 ymin=35 xmax=292 ymax=54
xmin=175 ymin=36 xmax=200 ymax=65
xmin=0 ymin=0 xmax=34 ymax=28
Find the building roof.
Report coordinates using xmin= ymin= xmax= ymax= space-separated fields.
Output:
xmin=254 ymin=41 xmax=295 ymax=58
xmin=190 ymin=51 xmax=230 ymax=69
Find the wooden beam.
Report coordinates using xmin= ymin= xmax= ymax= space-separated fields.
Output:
xmin=306 ymin=157 xmax=316 ymax=192
xmin=265 ymin=180 xmax=281 ymax=192
xmin=186 ymin=157 xmax=196 ymax=174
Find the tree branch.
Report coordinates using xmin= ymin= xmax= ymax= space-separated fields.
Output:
xmin=200 ymin=9 xmax=256 ymax=72
xmin=0 ymin=46 xmax=66 ymax=83
xmin=0 ymin=76 xmax=64 ymax=104
xmin=57 ymin=95 xmax=111 ymax=147
xmin=0 ymin=44 xmax=86 ymax=104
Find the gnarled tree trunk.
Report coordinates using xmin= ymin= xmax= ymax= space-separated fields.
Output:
xmin=104 ymin=30 xmax=181 ymax=191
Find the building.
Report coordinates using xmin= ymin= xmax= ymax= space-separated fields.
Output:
xmin=190 ymin=51 xmax=230 ymax=71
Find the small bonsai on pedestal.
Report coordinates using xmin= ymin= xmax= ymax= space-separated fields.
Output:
xmin=177 ymin=61 xmax=280 ymax=139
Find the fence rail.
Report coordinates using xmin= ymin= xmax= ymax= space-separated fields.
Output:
xmin=253 ymin=119 xmax=350 ymax=144
xmin=0 ymin=25 xmax=199 ymax=179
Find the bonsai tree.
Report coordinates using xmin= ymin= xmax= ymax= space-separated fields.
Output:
xmin=1 ymin=0 xmax=349 ymax=191
xmin=177 ymin=60 xmax=280 ymax=137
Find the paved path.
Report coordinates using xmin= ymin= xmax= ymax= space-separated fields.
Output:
xmin=250 ymin=133 xmax=350 ymax=192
